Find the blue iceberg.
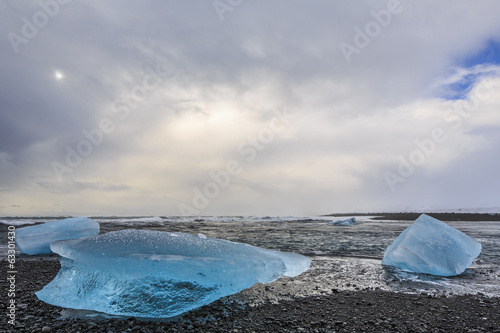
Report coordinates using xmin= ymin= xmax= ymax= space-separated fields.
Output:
xmin=36 ymin=230 xmax=311 ymax=318
xmin=382 ymin=214 xmax=481 ymax=276
xmin=15 ymin=217 xmax=100 ymax=255
xmin=328 ymin=217 xmax=356 ymax=226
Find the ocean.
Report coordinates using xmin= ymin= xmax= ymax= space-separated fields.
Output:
xmin=1 ymin=215 xmax=499 ymax=302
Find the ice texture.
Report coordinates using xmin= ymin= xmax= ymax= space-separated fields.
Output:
xmin=382 ymin=214 xmax=481 ymax=276
xmin=36 ymin=229 xmax=311 ymax=318
xmin=328 ymin=217 xmax=356 ymax=226
xmin=15 ymin=217 xmax=100 ymax=255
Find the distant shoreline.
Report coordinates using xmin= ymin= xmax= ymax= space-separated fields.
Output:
xmin=2 ymin=212 xmax=500 ymax=222
xmin=323 ymin=212 xmax=500 ymax=221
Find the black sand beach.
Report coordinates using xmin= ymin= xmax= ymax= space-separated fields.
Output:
xmin=326 ymin=212 xmax=500 ymax=222
xmin=2 ymin=258 xmax=499 ymax=333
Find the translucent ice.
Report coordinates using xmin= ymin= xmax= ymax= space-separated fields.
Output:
xmin=382 ymin=214 xmax=481 ymax=276
xmin=15 ymin=217 xmax=100 ymax=255
xmin=328 ymin=217 xmax=356 ymax=226
xmin=36 ymin=229 xmax=311 ymax=318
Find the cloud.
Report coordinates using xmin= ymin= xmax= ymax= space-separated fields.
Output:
xmin=1 ymin=1 xmax=500 ymax=215
xmin=430 ymin=64 xmax=500 ymax=100
xmin=36 ymin=181 xmax=132 ymax=194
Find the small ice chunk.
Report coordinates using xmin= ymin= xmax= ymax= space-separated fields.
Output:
xmin=197 ymin=233 xmax=207 ymax=239
xmin=328 ymin=217 xmax=356 ymax=226
xmin=15 ymin=217 xmax=100 ymax=255
xmin=36 ymin=230 xmax=311 ymax=318
xmin=382 ymin=214 xmax=481 ymax=276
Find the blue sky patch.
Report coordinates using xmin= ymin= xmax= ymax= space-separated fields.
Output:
xmin=442 ymin=40 xmax=500 ymax=100
xmin=462 ymin=39 xmax=500 ymax=68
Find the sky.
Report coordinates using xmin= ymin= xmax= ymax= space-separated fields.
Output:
xmin=1 ymin=0 xmax=500 ymax=217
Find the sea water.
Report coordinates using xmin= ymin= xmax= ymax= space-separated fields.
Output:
xmin=1 ymin=216 xmax=499 ymax=300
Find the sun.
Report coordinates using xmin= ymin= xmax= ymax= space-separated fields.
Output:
xmin=54 ymin=71 xmax=64 ymax=80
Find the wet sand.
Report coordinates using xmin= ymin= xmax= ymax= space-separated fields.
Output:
xmin=2 ymin=258 xmax=499 ymax=333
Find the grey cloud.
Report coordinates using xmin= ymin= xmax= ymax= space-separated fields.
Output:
xmin=36 ymin=181 xmax=131 ymax=194
xmin=2 ymin=1 xmax=500 ymax=215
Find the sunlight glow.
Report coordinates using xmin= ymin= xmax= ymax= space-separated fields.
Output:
xmin=54 ymin=71 xmax=64 ymax=80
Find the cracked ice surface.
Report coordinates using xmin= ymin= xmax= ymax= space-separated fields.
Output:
xmin=36 ymin=229 xmax=311 ymax=318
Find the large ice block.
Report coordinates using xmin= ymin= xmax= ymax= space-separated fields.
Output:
xmin=382 ymin=214 xmax=481 ymax=276
xmin=36 ymin=230 xmax=311 ymax=318
xmin=15 ymin=217 xmax=100 ymax=255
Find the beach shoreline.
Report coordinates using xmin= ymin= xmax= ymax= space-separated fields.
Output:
xmin=2 ymin=258 xmax=499 ymax=333
xmin=323 ymin=212 xmax=500 ymax=221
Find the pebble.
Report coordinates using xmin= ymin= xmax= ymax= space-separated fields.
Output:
xmin=2 ymin=250 xmax=499 ymax=333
